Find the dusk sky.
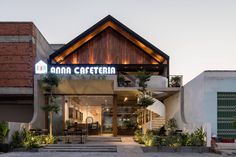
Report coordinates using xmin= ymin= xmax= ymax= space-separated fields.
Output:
xmin=1 ymin=0 xmax=236 ymax=83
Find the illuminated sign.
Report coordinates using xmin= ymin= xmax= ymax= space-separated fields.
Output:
xmin=35 ymin=60 xmax=116 ymax=75
xmin=35 ymin=60 xmax=47 ymax=74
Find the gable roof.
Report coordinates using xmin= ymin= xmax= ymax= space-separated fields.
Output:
xmin=49 ymin=15 xmax=169 ymax=64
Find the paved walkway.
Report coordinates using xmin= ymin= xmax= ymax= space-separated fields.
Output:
xmin=0 ymin=137 xmax=224 ymax=157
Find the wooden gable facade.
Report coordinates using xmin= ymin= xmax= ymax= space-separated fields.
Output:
xmin=50 ymin=15 xmax=169 ymax=76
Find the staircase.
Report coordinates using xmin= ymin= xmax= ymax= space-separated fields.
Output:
xmin=142 ymin=117 xmax=165 ymax=133
xmin=87 ymin=136 xmax=121 ymax=142
xmin=215 ymin=143 xmax=236 ymax=156
xmin=40 ymin=144 xmax=117 ymax=152
xmin=39 ymin=136 xmax=121 ymax=152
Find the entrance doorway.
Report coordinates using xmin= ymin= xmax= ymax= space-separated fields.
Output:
xmin=64 ymin=96 xmax=114 ymax=135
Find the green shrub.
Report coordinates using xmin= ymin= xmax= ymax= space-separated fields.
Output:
xmin=10 ymin=131 xmax=22 ymax=148
xmin=165 ymin=135 xmax=182 ymax=148
xmin=40 ymin=135 xmax=55 ymax=144
xmin=191 ymin=127 xmax=206 ymax=146
xmin=21 ymin=129 xmax=41 ymax=149
xmin=155 ymin=127 xmax=206 ymax=147
xmin=143 ymin=130 xmax=158 ymax=146
xmin=134 ymin=129 xmax=144 ymax=144
xmin=0 ymin=121 xmax=9 ymax=143
xmin=10 ymin=129 xmax=56 ymax=149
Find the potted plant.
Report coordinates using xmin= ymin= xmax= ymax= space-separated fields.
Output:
xmin=170 ymin=76 xmax=182 ymax=87
xmin=0 ymin=121 xmax=9 ymax=153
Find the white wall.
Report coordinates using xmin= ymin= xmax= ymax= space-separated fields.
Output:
xmin=182 ymin=71 xmax=236 ymax=136
xmin=202 ymin=71 xmax=236 ymax=135
xmin=164 ymin=92 xmax=182 ymax=129
xmin=183 ymin=72 xmax=205 ymax=126
xmin=165 ymin=71 xmax=236 ymax=138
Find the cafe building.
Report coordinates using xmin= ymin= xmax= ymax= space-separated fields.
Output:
xmin=0 ymin=15 xmax=182 ymax=137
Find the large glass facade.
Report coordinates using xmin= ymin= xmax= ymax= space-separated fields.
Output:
xmin=64 ymin=96 xmax=113 ymax=135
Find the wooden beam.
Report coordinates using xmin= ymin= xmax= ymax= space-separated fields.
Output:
xmin=53 ymin=21 xmax=165 ymax=64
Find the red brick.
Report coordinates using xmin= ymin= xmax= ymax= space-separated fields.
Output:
xmin=0 ymin=23 xmax=35 ymax=36
xmin=0 ymin=63 xmax=33 ymax=72
xmin=0 ymin=79 xmax=32 ymax=87
xmin=0 ymin=23 xmax=38 ymax=87
xmin=0 ymin=43 xmax=34 ymax=56
xmin=0 ymin=55 xmax=35 ymax=64
xmin=0 ymin=72 xmax=32 ymax=79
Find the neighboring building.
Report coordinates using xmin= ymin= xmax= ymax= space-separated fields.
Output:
xmin=171 ymin=71 xmax=236 ymax=139
xmin=0 ymin=22 xmax=52 ymax=123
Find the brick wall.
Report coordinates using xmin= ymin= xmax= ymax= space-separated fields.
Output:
xmin=0 ymin=23 xmax=36 ymax=87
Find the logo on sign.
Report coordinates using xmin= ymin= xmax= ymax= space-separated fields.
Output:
xmin=35 ymin=60 xmax=47 ymax=74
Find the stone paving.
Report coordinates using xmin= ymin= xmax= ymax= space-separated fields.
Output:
xmin=0 ymin=137 xmax=226 ymax=157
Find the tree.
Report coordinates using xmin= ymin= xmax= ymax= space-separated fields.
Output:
xmin=41 ymin=73 xmax=61 ymax=137
xmin=136 ymin=71 xmax=154 ymax=107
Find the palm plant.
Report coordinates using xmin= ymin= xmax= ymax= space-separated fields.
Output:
xmin=41 ymin=73 xmax=61 ymax=137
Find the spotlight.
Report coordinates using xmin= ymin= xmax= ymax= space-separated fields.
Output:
xmin=124 ymin=97 xmax=128 ymax=102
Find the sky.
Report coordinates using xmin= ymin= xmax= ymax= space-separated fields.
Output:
xmin=1 ymin=0 xmax=236 ymax=84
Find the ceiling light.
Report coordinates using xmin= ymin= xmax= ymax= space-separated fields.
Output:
xmin=124 ymin=97 xmax=128 ymax=102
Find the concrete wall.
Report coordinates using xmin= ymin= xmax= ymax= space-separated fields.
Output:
xmin=30 ymin=26 xmax=53 ymax=129
xmin=181 ymin=71 xmax=236 ymax=135
xmin=183 ymin=72 xmax=205 ymax=125
xmin=201 ymin=71 xmax=236 ymax=135
xmin=164 ymin=92 xmax=182 ymax=128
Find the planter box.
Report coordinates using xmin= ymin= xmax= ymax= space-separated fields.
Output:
xmin=12 ymin=147 xmax=39 ymax=152
xmin=142 ymin=146 xmax=210 ymax=153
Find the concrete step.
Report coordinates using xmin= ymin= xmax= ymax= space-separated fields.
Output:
xmin=220 ymin=150 xmax=236 ymax=156
xmin=46 ymin=144 xmax=117 ymax=147
xmin=87 ymin=136 xmax=121 ymax=142
xmin=216 ymin=143 xmax=236 ymax=150
xmin=40 ymin=148 xmax=117 ymax=152
xmin=40 ymin=144 xmax=117 ymax=152
xmin=215 ymin=143 xmax=236 ymax=156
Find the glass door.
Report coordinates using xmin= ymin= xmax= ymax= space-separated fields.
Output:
xmin=102 ymin=104 xmax=113 ymax=134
